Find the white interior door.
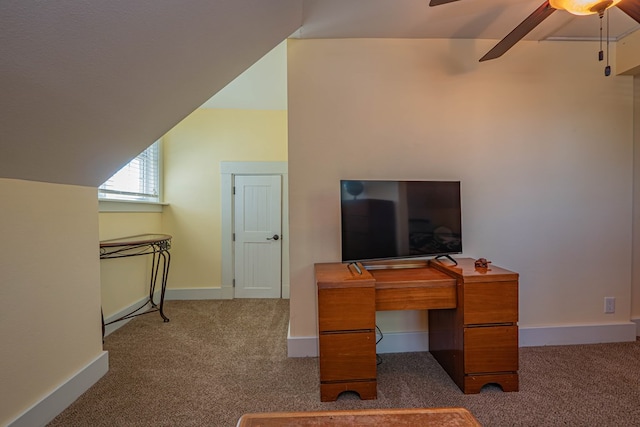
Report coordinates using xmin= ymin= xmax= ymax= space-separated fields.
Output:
xmin=233 ymin=175 xmax=282 ymax=298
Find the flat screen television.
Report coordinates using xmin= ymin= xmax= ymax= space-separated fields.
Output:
xmin=340 ymin=180 xmax=462 ymax=263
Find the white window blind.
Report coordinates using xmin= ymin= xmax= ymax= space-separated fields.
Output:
xmin=99 ymin=140 xmax=161 ymax=203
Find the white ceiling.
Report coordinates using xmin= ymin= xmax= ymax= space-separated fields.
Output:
xmin=203 ymin=0 xmax=640 ymax=111
xmin=2 ymin=0 xmax=638 ymax=185
xmin=297 ymin=0 xmax=639 ymax=42
xmin=0 ymin=0 xmax=301 ymax=186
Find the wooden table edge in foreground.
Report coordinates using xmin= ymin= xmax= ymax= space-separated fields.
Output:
xmin=236 ymin=407 xmax=482 ymax=426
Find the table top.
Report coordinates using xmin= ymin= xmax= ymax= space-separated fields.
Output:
xmin=431 ymin=257 xmax=519 ymax=282
xmin=314 ymin=262 xmax=376 ymax=289
xmin=237 ymin=407 xmax=481 ymax=426
xmin=99 ymin=233 xmax=172 ymax=248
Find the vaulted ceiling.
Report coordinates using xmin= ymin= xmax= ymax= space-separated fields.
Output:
xmin=299 ymin=0 xmax=639 ymax=41
xmin=0 ymin=0 xmax=302 ymax=187
xmin=1 ymin=0 xmax=638 ymax=187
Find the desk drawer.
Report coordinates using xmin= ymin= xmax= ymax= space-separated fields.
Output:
xmin=376 ymin=285 xmax=456 ymax=311
xmin=319 ymin=332 xmax=376 ymax=382
xmin=463 ymin=281 xmax=518 ymax=325
xmin=318 ymin=287 xmax=375 ymax=332
xmin=464 ymin=325 xmax=518 ymax=374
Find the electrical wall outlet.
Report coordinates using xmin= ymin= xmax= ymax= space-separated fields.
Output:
xmin=604 ymin=297 xmax=615 ymax=314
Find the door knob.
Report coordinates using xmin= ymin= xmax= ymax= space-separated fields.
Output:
xmin=267 ymin=234 xmax=280 ymax=241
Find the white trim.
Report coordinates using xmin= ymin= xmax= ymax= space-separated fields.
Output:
xmin=8 ymin=351 xmax=109 ymax=427
xmin=287 ymin=322 xmax=638 ymax=358
xmin=519 ymin=322 xmax=637 ymax=346
xmin=221 ymin=171 xmax=234 ymax=297
xmin=220 ymin=161 xmax=288 ymax=175
xmin=287 ymin=323 xmax=318 ymax=357
xmin=633 ymin=317 xmax=640 ymax=336
xmin=98 ymin=200 xmax=166 ymax=213
xmin=220 ymin=161 xmax=290 ymax=299
xmin=165 ymin=287 xmax=234 ymax=300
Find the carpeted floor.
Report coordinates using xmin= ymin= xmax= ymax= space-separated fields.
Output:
xmin=48 ymin=299 xmax=640 ymax=426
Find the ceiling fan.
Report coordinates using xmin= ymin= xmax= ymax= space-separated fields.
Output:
xmin=429 ymin=0 xmax=640 ymax=62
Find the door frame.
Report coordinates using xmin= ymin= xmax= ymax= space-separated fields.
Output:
xmin=220 ymin=161 xmax=289 ymax=299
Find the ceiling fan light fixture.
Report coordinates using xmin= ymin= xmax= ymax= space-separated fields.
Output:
xmin=549 ymin=0 xmax=622 ymax=15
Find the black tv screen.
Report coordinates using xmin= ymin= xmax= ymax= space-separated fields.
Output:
xmin=340 ymin=180 xmax=462 ymax=262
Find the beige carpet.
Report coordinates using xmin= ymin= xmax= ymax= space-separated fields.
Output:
xmin=48 ymin=299 xmax=640 ymax=426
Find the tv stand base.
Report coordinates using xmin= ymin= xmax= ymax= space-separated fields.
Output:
xmin=463 ymin=373 xmax=519 ymax=394
xmin=315 ymin=258 xmax=519 ymax=400
xmin=320 ymin=380 xmax=377 ymax=402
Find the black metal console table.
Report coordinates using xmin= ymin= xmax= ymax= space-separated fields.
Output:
xmin=99 ymin=234 xmax=172 ymax=334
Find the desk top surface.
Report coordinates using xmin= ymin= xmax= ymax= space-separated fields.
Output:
xmin=316 ymin=258 xmax=518 ymax=289
xmin=315 ymin=262 xmax=376 ymax=288
xmin=431 ymin=257 xmax=518 ymax=282
xmin=99 ymin=233 xmax=172 ymax=248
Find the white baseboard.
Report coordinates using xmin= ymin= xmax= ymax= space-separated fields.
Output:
xmin=519 ymin=322 xmax=637 ymax=347
xmin=103 ymin=296 xmax=152 ymax=337
xmin=8 ymin=351 xmax=109 ymax=427
xmin=282 ymin=283 xmax=290 ymax=299
xmin=165 ymin=286 xmax=289 ymax=300
xmin=632 ymin=318 xmax=640 ymax=336
xmin=165 ymin=286 xmax=233 ymax=300
xmin=287 ymin=322 xmax=638 ymax=358
xmin=104 ymin=288 xmax=234 ymax=336
xmin=287 ymin=323 xmax=317 ymax=357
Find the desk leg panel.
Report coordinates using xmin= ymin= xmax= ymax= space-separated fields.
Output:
xmin=428 ymin=308 xmax=464 ymax=389
xmin=464 ymin=373 xmax=519 ymax=394
xmin=319 ymin=332 xmax=377 ymax=382
xmin=320 ymin=381 xmax=377 ymax=402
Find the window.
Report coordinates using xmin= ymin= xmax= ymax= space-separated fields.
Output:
xmin=99 ymin=140 xmax=161 ymax=203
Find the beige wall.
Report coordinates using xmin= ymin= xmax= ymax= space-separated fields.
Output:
xmin=97 ymin=108 xmax=288 ymax=324
xmin=618 ymin=30 xmax=640 ymax=75
xmin=0 ymin=179 xmax=103 ymax=425
xmin=3 ymin=36 xmax=635 ymax=424
xmin=162 ymin=109 xmax=288 ymax=289
xmin=288 ymin=38 xmax=635 ymax=338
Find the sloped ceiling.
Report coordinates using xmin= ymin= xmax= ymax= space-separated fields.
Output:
xmin=0 ymin=0 xmax=302 ymax=187
xmin=2 ymin=0 xmax=638 ymax=187
xmin=202 ymin=1 xmax=640 ymax=111
xmin=297 ymin=0 xmax=639 ymax=41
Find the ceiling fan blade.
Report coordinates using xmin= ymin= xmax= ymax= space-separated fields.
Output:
xmin=480 ymin=1 xmax=556 ymax=62
xmin=429 ymin=0 xmax=461 ymax=6
xmin=617 ymin=1 xmax=640 ymax=24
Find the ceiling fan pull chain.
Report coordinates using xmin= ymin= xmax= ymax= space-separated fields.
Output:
xmin=605 ymin=10 xmax=611 ymax=76
xmin=598 ymin=12 xmax=604 ymax=62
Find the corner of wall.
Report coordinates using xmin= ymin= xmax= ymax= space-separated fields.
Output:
xmin=8 ymin=352 xmax=108 ymax=427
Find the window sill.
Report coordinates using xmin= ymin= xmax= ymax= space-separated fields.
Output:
xmin=99 ymin=200 xmax=168 ymax=213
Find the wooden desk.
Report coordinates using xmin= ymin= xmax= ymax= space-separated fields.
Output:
xmin=237 ymin=407 xmax=481 ymax=426
xmin=315 ymin=258 xmax=519 ymax=401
